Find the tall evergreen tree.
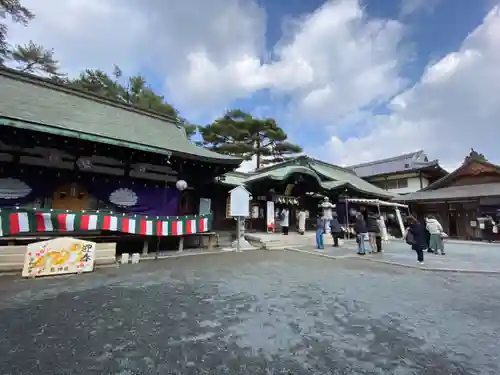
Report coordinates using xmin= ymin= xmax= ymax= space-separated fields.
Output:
xmin=0 ymin=0 xmax=34 ymax=64
xmin=200 ymin=109 xmax=302 ymax=169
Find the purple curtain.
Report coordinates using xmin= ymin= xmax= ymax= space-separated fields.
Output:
xmin=0 ymin=173 xmax=180 ymax=217
xmin=85 ymin=180 xmax=180 ymax=217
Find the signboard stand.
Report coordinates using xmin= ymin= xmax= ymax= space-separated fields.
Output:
xmin=236 ymin=216 xmax=242 ymax=252
xmin=228 ymin=186 xmax=254 ymax=252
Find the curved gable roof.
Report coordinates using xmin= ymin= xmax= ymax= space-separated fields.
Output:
xmin=242 ymin=156 xmax=397 ymax=198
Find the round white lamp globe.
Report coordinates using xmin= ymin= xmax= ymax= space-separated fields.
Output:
xmin=176 ymin=180 xmax=188 ymax=191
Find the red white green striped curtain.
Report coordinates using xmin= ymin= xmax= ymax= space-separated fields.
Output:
xmin=0 ymin=209 xmax=212 ymax=237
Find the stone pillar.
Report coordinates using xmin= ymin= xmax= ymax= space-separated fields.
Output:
xmin=231 ymin=218 xmax=254 ymax=251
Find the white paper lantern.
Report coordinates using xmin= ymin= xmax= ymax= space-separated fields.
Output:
xmin=176 ymin=180 xmax=188 ymax=191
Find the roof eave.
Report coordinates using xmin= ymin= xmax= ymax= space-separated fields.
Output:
xmin=1 ymin=117 xmax=243 ymax=165
xmin=361 ymin=162 xmax=447 ymax=179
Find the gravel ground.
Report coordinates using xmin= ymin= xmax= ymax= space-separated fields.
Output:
xmin=1 ymin=250 xmax=499 ymax=374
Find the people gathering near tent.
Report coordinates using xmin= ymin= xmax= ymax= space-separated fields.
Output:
xmin=275 ymin=196 xmax=497 ymax=263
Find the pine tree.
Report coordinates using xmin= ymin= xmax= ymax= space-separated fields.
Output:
xmin=0 ymin=0 xmax=35 ymax=64
xmin=69 ymin=66 xmax=196 ymax=138
xmin=200 ymin=109 xmax=302 ymax=169
xmin=10 ymin=41 xmax=65 ymax=79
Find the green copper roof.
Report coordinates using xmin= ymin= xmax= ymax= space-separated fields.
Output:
xmin=309 ymin=161 xmax=395 ymax=198
xmin=244 ymin=165 xmax=323 ymax=184
xmin=240 ymin=156 xmax=396 ymax=198
xmin=0 ymin=68 xmax=241 ymax=164
xmin=217 ymin=171 xmax=247 ymax=186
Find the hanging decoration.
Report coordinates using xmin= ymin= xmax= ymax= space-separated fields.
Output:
xmin=0 ymin=208 xmax=212 ymax=237
xmin=109 ymin=188 xmax=139 ymax=207
xmin=0 ymin=178 xmax=32 ymax=200
xmin=176 ymin=180 xmax=188 ymax=191
xmin=84 ymin=181 xmax=180 ymax=217
xmin=273 ymin=195 xmax=299 ymax=205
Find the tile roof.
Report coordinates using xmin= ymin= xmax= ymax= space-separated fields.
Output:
xmin=397 ymin=183 xmax=500 ymax=201
xmin=348 ymin=150 xmax=438 ymax=177
xmin=0 ymin=68 xmax=241 ymax=164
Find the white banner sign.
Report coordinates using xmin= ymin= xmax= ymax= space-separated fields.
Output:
xmin=266 ymin=201 xmax=275 ymax=232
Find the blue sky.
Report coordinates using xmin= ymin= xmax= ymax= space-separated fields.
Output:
xmin=235 ymin=0 xmax=492 ymax=151
xmin=8 ymin=0 xmax=500 ymax=170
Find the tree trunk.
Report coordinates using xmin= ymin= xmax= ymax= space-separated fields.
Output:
xmin=255 ymin=140 xmax=261 ymax=169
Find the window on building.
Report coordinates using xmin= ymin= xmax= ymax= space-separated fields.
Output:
xmin=386 ymin=180 xmax=398 ymax=189
xmin=371 ymin=181 xmax=386 ymax=189
xmin=386 ymin=178 xmax=408 ymax=189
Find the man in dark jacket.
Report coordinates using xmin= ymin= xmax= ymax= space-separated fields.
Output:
xmin=407 ymin=216 xmax=427 ymax=264
xmin=366 ymin=212 xmax=380 ymax=253
xmin=330 ymin=212 xmax=342 ymax=247
xmin=354 ymin=213 xmax=368 ymax=255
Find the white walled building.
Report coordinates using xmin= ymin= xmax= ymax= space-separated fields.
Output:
xmin=348 ymin=150 xmax=448 ymax=194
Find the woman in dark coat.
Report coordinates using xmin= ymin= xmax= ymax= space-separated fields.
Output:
xmin=366 ymin=212 xmax=381 ymax=253
xmin=407 ymin=216 xmax=427 ymax=264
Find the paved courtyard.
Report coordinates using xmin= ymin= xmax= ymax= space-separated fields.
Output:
xmin=248 ymin=232 xmax=500 ymax=273
xmin=1 ymin=250 xmax=500 ymax=374
xmin=294 ymin=237 xmax=500 ymax=273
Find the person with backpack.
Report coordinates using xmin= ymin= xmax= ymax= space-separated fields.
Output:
xmin=406 ymin=216 xmax=427 ymax=264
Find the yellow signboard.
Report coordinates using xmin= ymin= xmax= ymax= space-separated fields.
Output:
xmin=22 ymin=237 xmax=96 ymax=278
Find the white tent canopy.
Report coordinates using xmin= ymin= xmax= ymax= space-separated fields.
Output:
xmin=343 ymin=198 xmax=408 ymax=208
xmin=342 ymin=198 xmax=408 ymax=238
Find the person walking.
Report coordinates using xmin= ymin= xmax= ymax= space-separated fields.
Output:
xmin=297 ymin=208 xmax=306 ymax=235
xmin=280 ymin=208 xmax=289 ymax=235
xmin=315 ymin=214 xmax=325 ymax=250
xmin=354 ymin=212 xmax=368 ymax=255
xmin=378 ymin=215 xmax=389 ymax=242
xmin=484 ymin=216 xmax=495 ymax=243
xmin=330 ymin=212 xmax=342 ymax=247
xmin=406 ymin=216 xmax=427 ymax=264
xmin=426 ymin=215 xmax=445 ymax=255
xmin=423 ymin=217 xmax=433 ymax=253
xmin=366 ymin=211 xmax=380 ymax=253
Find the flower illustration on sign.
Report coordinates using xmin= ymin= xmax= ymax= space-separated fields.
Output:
xmin=109 ymin=188 xmax=138 ymax=207
xmin=0 ymin=178 xmax=32 ymax=199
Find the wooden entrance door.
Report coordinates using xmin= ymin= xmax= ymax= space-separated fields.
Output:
xmin=52 ymin=183 xmax=89 ymax=211
xmin=448 ymin=211 xmax=459 ymax=237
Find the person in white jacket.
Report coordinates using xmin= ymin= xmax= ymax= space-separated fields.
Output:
xmin=426 ymin=216 xmax=445 ymax=255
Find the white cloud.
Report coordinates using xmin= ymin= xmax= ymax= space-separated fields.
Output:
xmin=400 ymin=0 xmax=441 ymax=17
xmin=6 ymin=0 xmax=405 ymax=123
xmin=323 ymin=5 xmax=500 ymax=170
xmin=5 ymin=0 xmax=499 ymax=171
xmin=6 ymin=0 xmax=267 ymax=116
xmin=237 ymin=156 xmax=258 ymax=173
